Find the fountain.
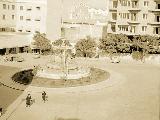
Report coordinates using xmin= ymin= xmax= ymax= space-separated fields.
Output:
xmin=36 ymin=38 xmax=91 ymax=80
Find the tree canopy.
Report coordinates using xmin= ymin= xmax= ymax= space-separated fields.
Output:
xmin=75 ymin=36 xmax=97 ymax=57
xmin=32 ymin=32 xmax=52 ymax=54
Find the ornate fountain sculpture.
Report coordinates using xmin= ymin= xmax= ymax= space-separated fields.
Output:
xmin=36 ymin=38 xmax=90 ymax=80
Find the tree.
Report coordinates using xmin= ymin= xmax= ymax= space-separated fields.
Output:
xmin=52 ymin=38 xmax=72 ymax=55
xmin=32 ymin=32 xmax=52 ymax=54
xmin=75 ymin=36 xmax=97 ymax=58
xmin=116 ymin=34 xmax=131 ymax=53
xmin=99 ymin=34 xmax=131 ymax=59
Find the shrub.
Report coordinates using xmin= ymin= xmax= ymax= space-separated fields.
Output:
xmin=131 ymin=51 xmax=143 ymax=61
xmin=12 ymin=69 xmax=34 ymax=85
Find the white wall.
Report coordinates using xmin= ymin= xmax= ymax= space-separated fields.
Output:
xmin=46 ymin=0 xmax=62 ymax=41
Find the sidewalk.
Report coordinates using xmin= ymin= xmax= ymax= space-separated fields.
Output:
xmin=0 ymin=69 xmax=124 ymax=120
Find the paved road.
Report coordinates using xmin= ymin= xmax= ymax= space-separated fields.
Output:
xmin=0 ymin=85 xmax=23 ymax=113
xmin=1 ymin=62 xmax=159 ymax=120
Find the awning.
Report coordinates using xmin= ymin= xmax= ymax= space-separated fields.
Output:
xmin=0 ymin=32 xmax=33 ymax=49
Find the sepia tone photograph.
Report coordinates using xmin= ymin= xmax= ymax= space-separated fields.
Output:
xmin=0 ymin=0 xmax=160 ymax=120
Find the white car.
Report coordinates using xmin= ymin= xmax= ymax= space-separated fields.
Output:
xmin=33 ymin=53 xmax=40 ymax=59
xmin=111 ymin=56 xmax=120 ymax=63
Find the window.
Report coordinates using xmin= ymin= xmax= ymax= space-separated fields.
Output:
xmin=12 ymin=5 xmax=15 ymax=10
xmin=20 ymin=16 xmax=23 ymax=20
xmin=128 ymin=1 xmax=130 ymax=6
xmin=158 ymin=4 xmax=160 ymax=9
xmin=20 ymin=6 xmax=23 ymax=10
xmin=157 ymin=16 xmax=160 ymax=22
xmin=112 ymin=13 xmax=117 ymax=20
xmin=131 ymin=13 xmax=137 ymax=21
xmin=113 ymin=1 xmax=118 ymax=8
xmin=144 ymin=1 xmax=149 ymax=6
xmin=36 ymin=6 xmax=41 ymax=10
xmin=127 ymin=13 xmax=130 ymax=19
xmin=18 ymin=30 xmax=22 ymax=32
xmin=26 ymin=18 xmax=31 ymax=21
xmin=26 ymin=30 xmax=31 ymax=32
xmin=118 ymin=25 xmax=129 ymax=32
xmin=130 ymin=26 xmax=136 ymax=33
xmin=12 ymin=15 xmax=15 ymax=20
xmin=111 ymin=24 xmax=116 ymax=32
xmin=2 ymin=15 xmax=6 ymax=20
xmin=27 ymin=6 xmax=32 ymax=11
xmin=2 ymin=28 xmax=6 ymax=31
xmin=35 ymin=19 xmax=41 ymax=21
xmin=142 ymin=26 xmax=147 ymax=32
xmin=3 ymin=4 xmax=6 ymax=9
xmin=143 ymin=14 xmax=147 ymax=19
xmin=120 ymin=0 xmax=128 ymax=6
xmin=132 ymin=1 xmax=138 ymax=8
xmin=154 ymin=27 xmax=160 ymax=34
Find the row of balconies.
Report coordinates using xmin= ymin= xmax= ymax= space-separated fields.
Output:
xmin=109 ymin=1 xmax=160 ymax=12
xmin=109 ymin=24 xmax=160 ymax=35
xmin=109 ymin=19 xmax=160 ymax=25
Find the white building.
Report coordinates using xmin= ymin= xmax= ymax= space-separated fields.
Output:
xmin=61 ymin=3 xmax=108 ymax=43
xmin=0 ymin=0 xmax=47 ymax=33
xmin=0 ymin=0 xmax=46 ymax=55
xmin=107 ymin=0 xmax=160 ymax=36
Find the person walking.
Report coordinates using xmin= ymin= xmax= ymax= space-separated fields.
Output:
xmin=42 ymin=91 xmax=47 ymax=102
xmin=0 ymin=108 xmax=2 ymax=117
xmin=26 ymin=94 xmax=32 ymax=107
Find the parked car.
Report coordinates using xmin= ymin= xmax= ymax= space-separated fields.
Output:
xmin=33 ymin=53 xmax=40 ymax=59
xmin=15 ymin=57 xmax=24 ymax=62
xmin=111 ymin=56 xmax=120 ymax=63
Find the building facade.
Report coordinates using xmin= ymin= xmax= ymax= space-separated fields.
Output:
xmin=107 ymin=0 xmax=160 ymax=36
xmin=0 ymin=0 xmax=46 ymax=34
xmin=62 ymin=2 xmax=108 ymax=43
xmin=0 ymin=0 xmax=46 ymax=55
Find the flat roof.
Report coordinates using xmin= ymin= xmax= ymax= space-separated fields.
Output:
xmin=0 ymin=32 xmax=33 ymax=49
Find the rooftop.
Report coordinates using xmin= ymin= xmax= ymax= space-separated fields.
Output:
xmin=0 ymin=32 xmax=33 ymax=49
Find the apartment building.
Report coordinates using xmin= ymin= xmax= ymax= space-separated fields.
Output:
xmin=0 ymin=0 xmax=46 ymax=33
xmin=108 ymin=0 xmax=160 ymax=36
xmin=0 ymin=0 xmax=46 ymax=55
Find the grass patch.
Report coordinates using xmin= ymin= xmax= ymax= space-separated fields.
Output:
xmin=31 ymin=68 xmax=110 ymax=88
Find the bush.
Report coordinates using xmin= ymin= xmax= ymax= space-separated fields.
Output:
xmin=131 ymin=51 xmax=143 ymax=61
xmin=12 ymin=69 xmax=34 ymax=85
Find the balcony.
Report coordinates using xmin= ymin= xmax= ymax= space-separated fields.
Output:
xmin=149 ymin=9 xmax=160 ymax=13
xmin=128 ymin=7 xmax=141 ymax=12
xmin=26 ymin=6 xmax=32 ymax=11
xmin=109 ymin=6 xmax=117 ymax=12
xmin=35 ymin=17 xmax=41 ymax=21
xmin=108 ymin=19 xmax=116 ymax=23
xmin=148 ymin=22 xmax=160 ymax=26
xmin=149 ymin=4 xmax=160 ymax=13
xmin=109 ymin=2 xmax=117 ymax=12
xmin=127 ymin=20 xmax=140 ymax=24
xmin=26 ymin=18 xmax=31 ymax=21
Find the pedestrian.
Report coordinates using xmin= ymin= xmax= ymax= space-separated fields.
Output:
xmin=0 ymin=108 xmax=2 ymax=117
xmin=42 ymin=91 xmax=47 ymax=102
xmin=26 ymin=94 xmax=32 ymax=107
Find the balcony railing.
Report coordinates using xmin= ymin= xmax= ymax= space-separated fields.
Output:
xmin=148 ymin=22 xmax=160 ymax=25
